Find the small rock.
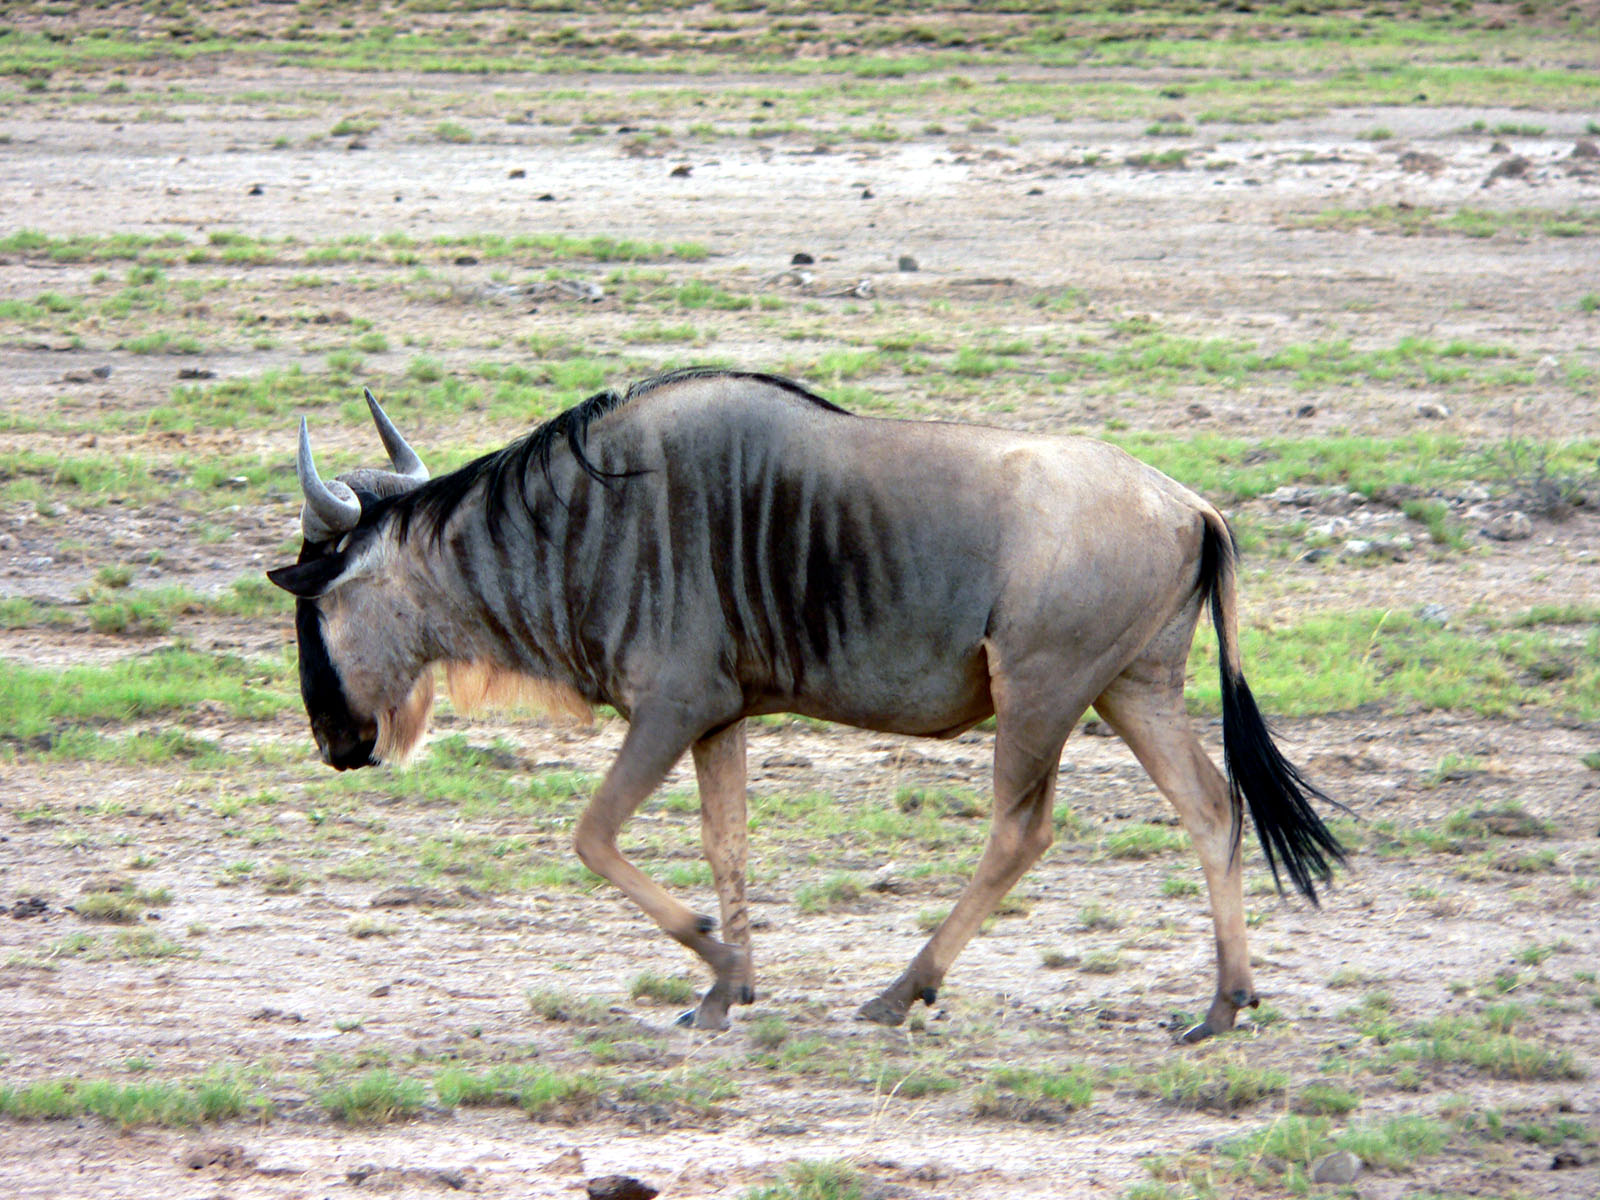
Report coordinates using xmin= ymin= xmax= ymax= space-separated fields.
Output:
xmin=346 ymin=139 xmax=366 ymax=151
xmin=1552 ymin=1149 xmax=1583 ymax=1169
xmin=453 ymin=255 xmax=478 ymax=266
xmin=508 ymin=167 xmax=526 ymax=178
xmin=1416 ymin=401 xmax=1450 ymax=419
xmin=790 ymin=252 xmax=814 ymax=265
xmin=542 ymin=1149 xmax=584 ymax=1175
xmin=60 ymin=369 xmax=94 ymax=383
xmin=1489 ymin=139 xmax=1510 ymax=154
xmin=91 ymin=364 xmax=112 ymax=379
xmin=669 ymin=164 xmax=692 ymax=177
xmin=1483 ymin=154 xmax=1531 ymax=185
xmin=1483 ymin=510 xmax=1533 ymax=541
xmin=860 ymin=187 xmax=874 ymax=198
xmin=537 ymin=192 xmax=556 ymax=201
xmin=183 ymin=1142 xmax=255 ymax=1171
xmin=9 ymin=897 xmax=48 ymax=919
xmin=897 ymin=255 xmax=918 ymax=272
xmin=177 ymin=367 xmax=215 ymax=380
xmin=1571 ymin=139 xmax=1599 ymax=160
xmin=1311 ymin=1149 xmax=1362 ymax=1185
xmin=1294 ymin=402 xmax=1316 ymax=418
xmin=757 ymin=1120 xmax=809 ymax=1136
xmin=368 ymin=983 xmax=392 ymax=997
xmin=1417 ymin=602 xmax=1451 ymax=627
xmin=1397 ymin=149 xmax=1443 ymax=175
xmin=586 ymin=1175 xmax=659 ymax=1200
xmin=1454 ymin=482 xmax=1490 ymax=503
xmin=1307 ymin=517 xmax=1353 ymax=541
xmin=1187 ymin=402 xmax=1212 ymax=419
xmin=371 ymin=885 xmax=463 ymax=908
xmin=1338 ymin=538 xmax=1375 ymax=559
xmin=247 ymin=183 xmax=264 ymax=196
xmin=868 ymin=863 xmax=910 ymax=894
xmin=1026 ymin=186 xmax=1044 ymax=195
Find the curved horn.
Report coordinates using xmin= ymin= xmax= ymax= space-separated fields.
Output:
xmin=365 ymin=388 xmax=428 ymax=483
xmin=297 ymin=417 xmax=361 ymax=541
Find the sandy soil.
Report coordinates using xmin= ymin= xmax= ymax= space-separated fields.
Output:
xmin=1 ymin=26 xmax=1598 ymax=1200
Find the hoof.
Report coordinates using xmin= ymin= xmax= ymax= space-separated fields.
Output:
xmin=693 ymin=912 xmax=717 ymax=935
xmin=856 ymin=995 xmax=908 ymax=1027
xmin=675 ymin=1003 xmax=731 ymax=1032
xmin=1178 ymin=1020 xmax=1215 ymax=1045
xmin=920 ymin=986 xmax=939 ymax=1007
xmin=738 ymin=984 xmax=756 ymax=1006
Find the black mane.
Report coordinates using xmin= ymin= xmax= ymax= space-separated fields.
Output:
xmin=383 ymin=367 xmax=848 ymax=546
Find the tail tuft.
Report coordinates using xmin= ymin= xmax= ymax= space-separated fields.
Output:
xmin=1219 ymin=674 xmax=1345 ymax=904
xmin=1200 ymin=513 xmax=1345 ymax=905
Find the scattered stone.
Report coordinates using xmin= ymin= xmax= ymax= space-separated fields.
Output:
xmin=1397 ymin=149 xmax=1443 ymax=175
xmin=790 ymin=251 xmax=814 ymax=265
xmin=1416 ymin=401 xmax=1450 ymax=419
xmin=183 ymin=1142 xmax=255 ymax=1171
xmin=1294 ymin=402 xmax=1316 ymax=418
xmin=1307 ymin=517 xmax=1353 ymax=541
xmin=1535 ymin=354 xmax=1561 ymax=381
xmin=371 ymin=885 xmax=464 ymax=908
xmin=1489 ymin=139 xmax=1510 ymax=153
xmin=1552 ymin=1149 xmax=1583 ymax=1169
xmin=91 ymin=364 xmax=112 ymax=379
xmin=347 ymin=139 xmax=366 ymax=151
xmin=1311 ymin=1150 xmax=1362 ymax=1185
xmin=9 ymin=896 xmax=48 ymax=919
xmin=369 ymin=983 xmax=392 ymax=997
xmin=1187 ymin=402 xmax=1212 ymax=419
xmin=1483 ymin=154 xmax=1531 ymax=185
xmin=1454 ymin=482 xmax=1491 ymax=503
xmin=669 ymin=163 xmax=692 ymax=177
xmin=758 ymin=1120 xmax=809 ymax=1136
xmin=1571 ymin=139 xmax=1599 ymax=160
xmin=868 ymin=862 xmax=910 ymax=894
xmin=177 ymin=367 xmax=215 ymax=380
xmin=860 ymin=187 xmax=874 ymax=198
xmin=247 ymin=183 xmax=264 ymax=196
xmin=897 ymin=255 xmax=918 ymax=272
xmin=508 ymin=167 xmax=526 ymax=178
xmin=59 ymin=369 xmax=94 ymax=383
xmin=247 ymin=1006 xmax=305 ymax=1023
xmin=1482 ymin=510 xmax=1533 ymax=541
xmin=1026 ymin=186 xmax=1044 ymax=195
xmin=537 ymin=192 xmax=556 ymax=201
xmin=587 ymin=1175 xmax=659 ymax=1200
xmin=1416 ymin=603 xmax=1451 ymax=627
xmin=542 ymin=1149 xmax=584 ymax=1175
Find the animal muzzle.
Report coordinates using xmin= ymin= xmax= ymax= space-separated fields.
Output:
xmin=316 ymin=726 xmax=378 ymax=771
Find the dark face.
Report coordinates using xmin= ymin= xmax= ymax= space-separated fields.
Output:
xmin=271 ymin=541 xmax=378 ymax=771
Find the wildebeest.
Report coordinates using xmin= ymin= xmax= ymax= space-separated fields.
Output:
xmin=267 ymin=368 xmax=1343 ymax=1042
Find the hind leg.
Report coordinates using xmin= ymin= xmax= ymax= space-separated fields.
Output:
xmin=1094 ymin=671 xmax=1256 ymax=1042
xmin=858 ymin=670 xmax=1083 ymax=1026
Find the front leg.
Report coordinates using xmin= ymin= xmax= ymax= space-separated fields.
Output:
xmin=680 ymin=719 xmax=754 ymax=1030
xmin=572 ymin=702 xmax=744 ymax=1008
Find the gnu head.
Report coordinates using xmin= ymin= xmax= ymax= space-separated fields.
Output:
xmin=267 ymin=390 xmax=433 ymax=771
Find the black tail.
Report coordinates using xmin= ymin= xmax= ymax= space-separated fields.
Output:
xmin=1199 ymin=514 xmax=1346 ymax=904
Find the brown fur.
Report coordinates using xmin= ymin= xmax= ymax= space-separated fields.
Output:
xmin=444 ymin=660 xmax=593 ymax=725
xmin=374 ymin=671 xmax=435 ymax=765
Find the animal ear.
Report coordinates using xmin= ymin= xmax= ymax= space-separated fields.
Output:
xmin=266 ymin=555 xmax=349 ymax=599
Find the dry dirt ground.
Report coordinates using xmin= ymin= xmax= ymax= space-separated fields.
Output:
xmin=2 ymin=13 xmax=1599 ymax=1200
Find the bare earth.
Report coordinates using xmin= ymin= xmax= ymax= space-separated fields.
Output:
xmin=1 ymin=36 xmax=1598 ymax=1200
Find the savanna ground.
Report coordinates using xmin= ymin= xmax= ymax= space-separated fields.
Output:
xmin=1 ymin=3 xmax=1599 ymax=1197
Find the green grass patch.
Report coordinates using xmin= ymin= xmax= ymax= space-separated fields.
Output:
xmin=0 ymin=648 xmax=292 ymax=742
xmin=1293 ymin=205 xmax=1600 ymax=239
xmin=0 ymin=1073 xmax=258 ymax=1128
